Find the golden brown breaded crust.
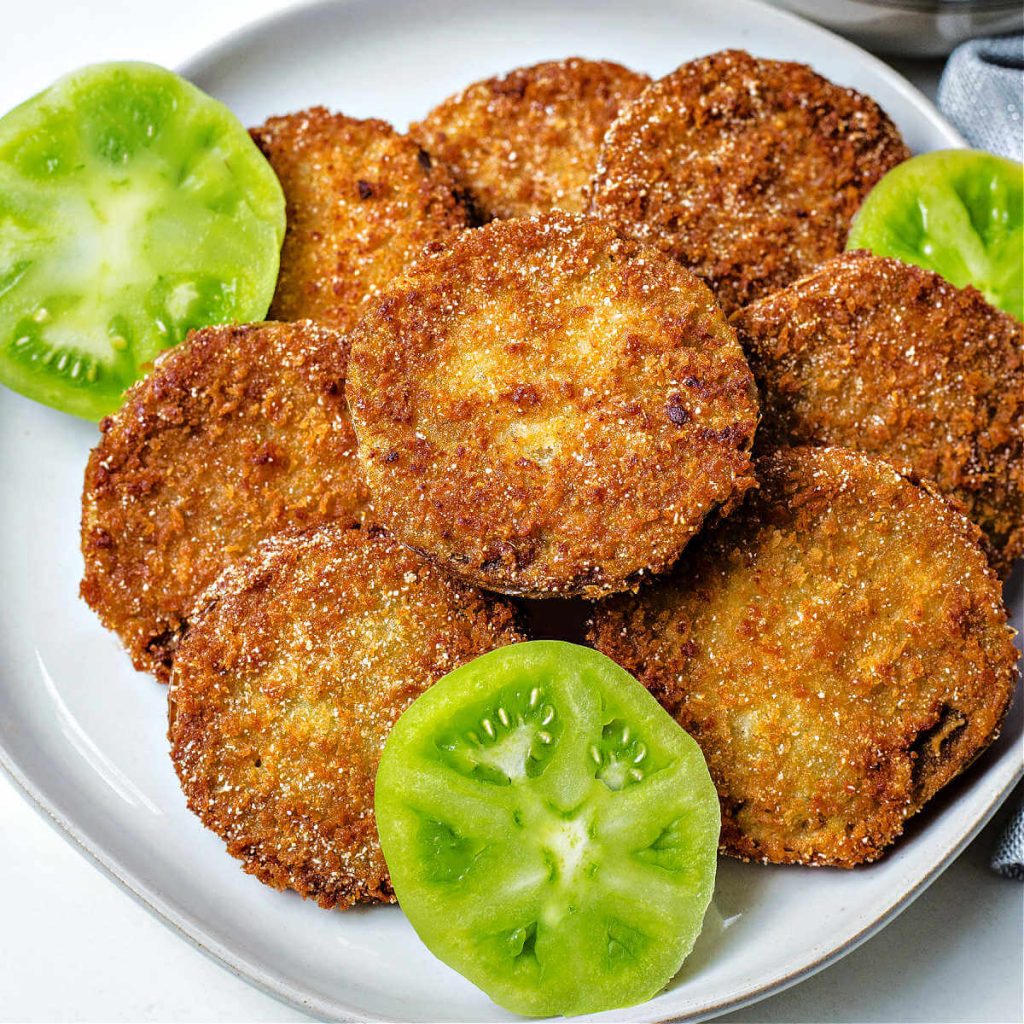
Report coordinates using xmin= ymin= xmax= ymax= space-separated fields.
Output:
xmin=733 ymin=252 xmax=1024 ymax=575
xmin=410 ymin=58 xmax=650 ymax=219
xmin=251 ymin=108 xmax=470 ymax=331
xmin=589 ymin=446 xmax=1019 ymax=867
xmin=589 ymin=50 xmax=910 ymax=315
xmin=168 ymin=524 xmax=523 ymax=909
xmin=347 ymin=212 xmax=759 ymax=598
xmin=80 ymin=321 xmax=369 ymax=680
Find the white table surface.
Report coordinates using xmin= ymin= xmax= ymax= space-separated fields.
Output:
xmin=1 ymin=3 xmax=1022 ymax=1022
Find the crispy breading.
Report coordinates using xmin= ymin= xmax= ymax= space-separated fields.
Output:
xmin=168 ymin=524 xmax=523 ymax=909
xmin=589 ymin=50 xmax=910 ymax=315
xmin=346 ymin=212 xmax=759 ymax=598
xmin=80 ymin=321 xmax=368 ymax=680
xmin=410 ymin=58 xmax=650 ymax=220
xmin=251 ymin=108 xmax=471 ymax=331
xmin=733 ymin=252 xmax=1024 ymax=574
xmin=589 ymin=446 xmax=1019 ymax=867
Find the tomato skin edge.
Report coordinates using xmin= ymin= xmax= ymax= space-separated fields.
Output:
xmin=0 ymin=352 xmax=124 ymax=421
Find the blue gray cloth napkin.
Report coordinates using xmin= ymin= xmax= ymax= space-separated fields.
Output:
xmin=991 ymin=803 xmax=1024 ymax=880
xmin=938 ymin=36 xmax=1023 ymax=880
xmin=937 ymin=34 xmax=1024 ymax=160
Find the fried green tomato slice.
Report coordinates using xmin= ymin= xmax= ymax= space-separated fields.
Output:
xmin=733 ymin=251 xmax=1024 ymax=574
xmin=0 ymin=62 xmax=284 ymax=419
xmin=251 ymin=108 xmax=471 ymax=332
xmin=169 ymin=524 xmax=523 ymax=909
xmin=589 ymin=49 xmax=909 ymax=315
xmin=847 ymin=149 xmax=1023 ymax=321
xmin=347 ymin=212 xmax=759 ymax=598
xmin=375 ymin=641 xmax=719 ymax=1016
xmin=410 ymin=58 xmax=650 ymax=220
xmin=81 ymin=321 xmax=370 ymax=681
xmin=589 ymin=446 xmax=1019 ymax=868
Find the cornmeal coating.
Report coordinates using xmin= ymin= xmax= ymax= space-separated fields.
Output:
xmin=589 ymin=50 xmax=909 ymax=314
xmin=733 ymin=252 xmax=1024 ymax=574
xmin=347 ymin=212 xmax=759 ymax=598
xmin=251 ymin=108 xmax=471 ymax=331
xmin=411 ymin=58 xmax=650 ymax=219
xmin=589 ymin=446 xmax=1019 ymax=867
xmin=81 ymin=321 xmax=368 ymax=680
xmin=169 ymin=524 xmax=523 ymax=909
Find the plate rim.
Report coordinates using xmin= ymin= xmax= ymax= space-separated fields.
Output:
xmin=177 ymin=0 xmax=967 ymax=149
xmin=3 ymin=732 xmax=1021 ymax=1024
xmin=3 ymin=0 xmax=1013 ymax=1020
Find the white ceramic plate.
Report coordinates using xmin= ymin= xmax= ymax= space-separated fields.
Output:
xmin=1 ymin=1 xmax=1021 ymax=1021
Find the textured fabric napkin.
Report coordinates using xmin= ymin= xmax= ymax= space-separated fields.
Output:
xmin=939 ymin=36 xmax=1023 ymax=879
xmin=937 ymin=34 xmax=1024 ymax=160
xmin=991 ymin=803 xmax=1024 ymax=880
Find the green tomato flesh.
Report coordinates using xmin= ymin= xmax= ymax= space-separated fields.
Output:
xmin=847 ymin=148 xmax=1023 ymax=321
xmin=0 ymin=62 xmax=285 ymax=419
xmin=375 ymin=641 xmax=720 ymax=1018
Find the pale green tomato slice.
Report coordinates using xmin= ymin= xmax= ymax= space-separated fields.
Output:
xmin=375 ymin=641 xmax=720 ymax=1018
xmin=0 ymin=62 xmax=285 ymax=418
xmin=847 ymin=148 xmax=1023 ymax=321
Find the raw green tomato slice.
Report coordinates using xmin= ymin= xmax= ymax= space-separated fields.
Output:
xmin=0 ymin=62 xmax=285 ymax=419
xmin=375 ymin=640 xmax=720 ymax=1018
xmin=846 ymin=148 xmax=1023 ymax=321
